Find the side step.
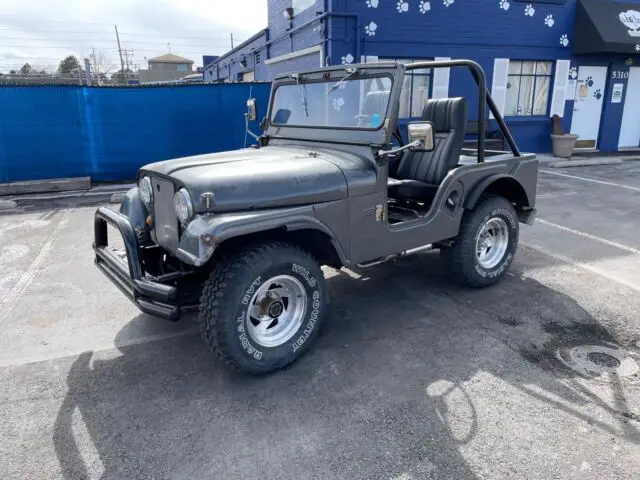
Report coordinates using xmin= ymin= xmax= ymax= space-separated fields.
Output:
xmin=356 ymin=244 xmax=434 ymax=268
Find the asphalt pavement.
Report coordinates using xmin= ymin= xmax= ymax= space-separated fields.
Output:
xmin=1 ymin=162 xmax=640 ymax=479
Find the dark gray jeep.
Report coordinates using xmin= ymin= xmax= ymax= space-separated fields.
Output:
xmin=93 ymin=60 xmax=538 ymax=374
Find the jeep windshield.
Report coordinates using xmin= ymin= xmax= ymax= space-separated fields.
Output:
xmin=270 ymin=73 xmax=392 ymax=130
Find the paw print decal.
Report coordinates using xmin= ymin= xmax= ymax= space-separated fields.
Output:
xmin=585 ymin=76 xmax=594 ymax=87
xmin=499 ymin=0 xmax=510 ymax=11
xmin=544 ymin=14 xmax=555 ymax=27
xmin=443 ymin=0 xmax=454 ymax=7
xmin=365 ymin=21 xmax=377 ymax=36
xmin=559 ymin=34 xmax=569 ymax=47
xmin=397 ymin=0 xmax=409 ymax=13
xmin=366 ymin=0 xmax=379 ymax=7
xmin=341 ymin=53 xmax=354 ymax=65
xmin=419 ymin=1 xmax=431 ymax=13
xmin=569 ymin=67 xmax=578 ymax=79
xmin=636 ymin=44 xmax=640 ymax=52
xmin=593 ymin=89 xmax=602 ymax=100
xmin=524 ymin=4 xmax=535 ymax=16
xmin=333 ymin=97 xmax=345 ymax=111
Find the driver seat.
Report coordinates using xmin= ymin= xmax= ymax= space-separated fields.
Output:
xmin=388 ymin=97 xmax=468 ymax=204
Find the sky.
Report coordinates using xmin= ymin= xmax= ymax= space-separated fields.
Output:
xmin=0 ymin=0 xmax=268 ymax=73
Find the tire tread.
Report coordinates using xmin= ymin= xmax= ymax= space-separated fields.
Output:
xmin=198 ymin=241 xmax=320 ymax=374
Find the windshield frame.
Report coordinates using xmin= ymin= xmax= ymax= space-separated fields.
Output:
xmin=268 ymin=72 xmax=394 ymax=132
xmin=264 ymin=63 xmax=404 ymax=147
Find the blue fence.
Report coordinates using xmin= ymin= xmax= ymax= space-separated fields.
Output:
xmin=0 ymin=83 xmax=271 ymax=183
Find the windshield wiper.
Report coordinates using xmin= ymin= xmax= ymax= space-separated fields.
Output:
xmin=327 ymin=67 xmax=359 ymax=94
xmin=290 ymin=73 xmax=309 ymax=117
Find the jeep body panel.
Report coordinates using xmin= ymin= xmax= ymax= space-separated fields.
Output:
xmin=140 ymin=146 xmax=375 ymax=213
xmin=174 ymin=203 xmax=350 ymax=267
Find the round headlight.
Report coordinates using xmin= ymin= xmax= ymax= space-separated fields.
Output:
xmin=139 ymin=176 xmax=153 ymax=206
xmin=173 ymin=188 xmax=194 ymax=225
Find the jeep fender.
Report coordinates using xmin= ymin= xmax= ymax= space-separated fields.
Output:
xmin=176 ymin=206 xmax=348 ymax=267
xmin=464 ymin=174 xmax=531 ymax=211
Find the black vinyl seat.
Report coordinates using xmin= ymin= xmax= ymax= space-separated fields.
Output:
xmin=388 ymin=97 xmax=468 ymax=204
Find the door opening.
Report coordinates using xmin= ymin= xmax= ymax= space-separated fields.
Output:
xmin=570 ymin=66 xmax=608 ymax=150
xmin=618 ymin=67 xmax=640 ymax=150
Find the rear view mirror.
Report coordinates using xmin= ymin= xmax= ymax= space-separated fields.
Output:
xmin=246 ymin=98 xmax=257 ymax=121
xmin=408 ymin=121 xmax=435 ymax=151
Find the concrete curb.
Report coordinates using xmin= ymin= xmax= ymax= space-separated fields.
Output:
xmin=0 ymin=200 xmax=17 ymax=211
xmin=543 ymin=156 xmax=640 ymax=168
xmin=0 ymin=183 xmax=134 ymax=212
xmin=0 ymin=177 xmax=91 ymax=196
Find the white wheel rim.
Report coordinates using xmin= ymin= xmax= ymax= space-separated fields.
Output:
xmin=475 ymin=217 xmax=509 ymax=269
xmin=245 ymin=275 xmax=307 ymax=348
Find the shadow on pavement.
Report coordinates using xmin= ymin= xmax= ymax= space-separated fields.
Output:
xmin=53 ymin=249 xmax=640 ymax=479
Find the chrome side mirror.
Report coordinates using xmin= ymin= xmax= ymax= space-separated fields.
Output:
xmin=408 ymin=121 xmax=435 ymax=152
xmin=246 ymin=98 xmax=257 ymax=121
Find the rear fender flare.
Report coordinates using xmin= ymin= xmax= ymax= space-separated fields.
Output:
xmin=463 ymin=174 xmax=531 ymax=210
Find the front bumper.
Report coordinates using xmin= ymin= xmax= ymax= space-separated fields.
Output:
xmin=93 ymin=207 xmax=181 ymax=321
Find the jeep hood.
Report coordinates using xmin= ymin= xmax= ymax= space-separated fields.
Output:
xmin=141 ymin=147 xmax=354 ymax=213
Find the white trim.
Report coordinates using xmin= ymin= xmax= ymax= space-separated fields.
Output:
xmin=264 ymin=45 xmax=322 ymax=65
xmin=490 ymin=58 xmax=510 ymax=119
xmin=550 ymin=59 xmax=571 ymax=117
xmin=432 ymin=57 xmax=451 ymax=99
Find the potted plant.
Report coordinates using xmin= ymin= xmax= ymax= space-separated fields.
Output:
xmin=550 ymin=114 xmax=578 ymax=159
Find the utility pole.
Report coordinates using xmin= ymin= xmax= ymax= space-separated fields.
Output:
xmin=230 ymin=33 xmax=234 ymax=49
xmin=114 ymin=24 xmax=125 ymax=78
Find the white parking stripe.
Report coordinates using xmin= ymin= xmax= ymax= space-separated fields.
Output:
xmin=0 ymin=211 xmax=70 ymax=324
xmin=537 ymin=219 xmax=640 ymax=255
xmin=540 ymin=169 xmax=640 ymax=192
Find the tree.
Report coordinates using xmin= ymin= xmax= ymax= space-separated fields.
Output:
xmin=58 ymin=55 xmax=81 ymax=75
xmin=88 ymin=49 xmax=116 ymax=80
xmin=19 ymin=63 xmax=33 ymax=75
xmin=9 ymin=69 xmax=17 ymax=75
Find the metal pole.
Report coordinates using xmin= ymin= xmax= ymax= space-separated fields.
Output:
xmin=114 ymin=25 xmax=125 ymax=81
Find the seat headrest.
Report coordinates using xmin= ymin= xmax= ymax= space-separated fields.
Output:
xmin=362 ymin=90 xmax=390 ymax=116
xmin=421 ymin=97 xmax=468 ymax=133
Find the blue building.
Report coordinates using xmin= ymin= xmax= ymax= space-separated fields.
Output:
xmin=204 ymin=0 xmax=640 ymax=153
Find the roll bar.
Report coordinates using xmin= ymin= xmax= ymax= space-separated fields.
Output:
xmin=405 ymin=59 xmax=521 ymax=163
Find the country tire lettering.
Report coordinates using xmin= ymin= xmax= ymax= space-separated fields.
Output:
xmin=199 ymin=242 xmax=327 ymax=374
xmin=447 ymin=195 xmax=519 ymax=288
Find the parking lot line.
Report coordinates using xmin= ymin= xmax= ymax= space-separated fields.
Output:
xmin=540 ymin=170 xmax=640 ymax=192
xmin=522 ymin=240 xmax=640 ymax=294
xmin=0 ymin=211 xmax=70 ymax=324
xmin=537 ymin=219 xmax=640 ymax=255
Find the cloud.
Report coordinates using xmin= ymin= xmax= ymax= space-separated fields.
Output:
xmin=0 ymin=0 xmax=267 ymax=72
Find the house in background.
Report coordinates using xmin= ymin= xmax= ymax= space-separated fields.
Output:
xmin=203 ymin=0 xmax=640 ymax=154
xmin=138 ymin=54 xmax=195 ymax=83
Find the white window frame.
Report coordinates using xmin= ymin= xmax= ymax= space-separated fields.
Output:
xmin=380 ymin=57 xmax=434 ymax=118
xmin=504 ymin=60 xmax=554 ymax=117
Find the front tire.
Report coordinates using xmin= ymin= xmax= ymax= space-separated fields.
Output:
xmin=446 ymin=194 xmax=519 ymax=288
xmin=199 ymin=242 xmax=328 ymax=375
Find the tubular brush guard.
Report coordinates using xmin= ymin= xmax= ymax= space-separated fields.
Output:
xmin=93 ymin=207 xmax=181 ymax=321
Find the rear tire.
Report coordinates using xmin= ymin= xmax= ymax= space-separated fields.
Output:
xmin=199 ymin=242 xmax=328 ymax=375
xmin=446 ymin=194 xmax=519 ymax=288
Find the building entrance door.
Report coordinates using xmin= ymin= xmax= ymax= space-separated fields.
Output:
xmin=570 ymin=66 xmax=608 ymax=149
xmin=618 ymin=67 xmax=640 ymax=149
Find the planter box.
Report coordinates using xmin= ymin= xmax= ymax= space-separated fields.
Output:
xmin=551 ymin=134 xmax=579 ymax=159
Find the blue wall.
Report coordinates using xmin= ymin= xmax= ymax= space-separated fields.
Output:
xmin=0 ymin=83 xmax=271 ymax=183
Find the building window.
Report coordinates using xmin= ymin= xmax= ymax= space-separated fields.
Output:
xmin=176 ymin=64 xmax=188 ymax=72
xmin=293 ymin=0 xmax=315 ymax=13
xmin=505 ymin=61 xmax=552 ymax=116
xmin=382 ymin=59 xmax=432 ymax=118
xmin=254 ymin=51 xmax=261 ymax=64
